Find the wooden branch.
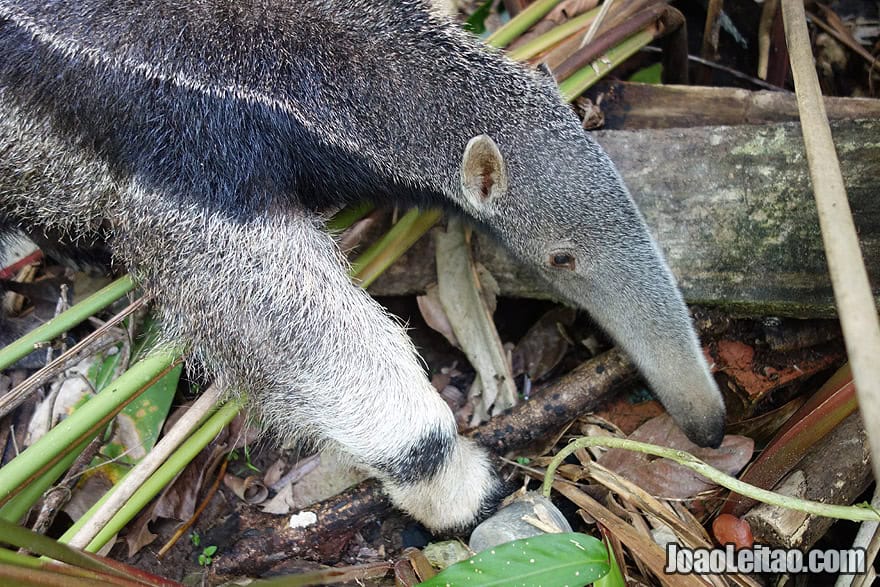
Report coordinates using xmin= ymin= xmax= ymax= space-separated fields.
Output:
xmin=210 ymin=480 xmax=392 ymax=579
xmin=586 ymin=81 xmax=880 ymax=129
xmin=470 ymin=348 xmax=634 ymax=453
xmin=368 ymin=119 xmax=880 ymax=317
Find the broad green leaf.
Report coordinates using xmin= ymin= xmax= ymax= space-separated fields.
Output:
xmin=419 ymin=532 xmax=609 ymax=587
xmin=628 ymin=62 xmax=663 ymax=84
xmin=85 ymin=316 xmax=180 ymax=482
xmin=464 ymin=0 xmax=495 ymax=35
xmin=594 ymin=539 xmax=625 ymax=587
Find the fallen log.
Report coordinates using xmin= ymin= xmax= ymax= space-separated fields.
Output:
xmin=369 ymin=119 xmax=880 ymax=317
xmin=586 ymin=81 xmax=880 ymax=129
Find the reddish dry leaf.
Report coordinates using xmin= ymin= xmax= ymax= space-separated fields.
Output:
xmin=598 ymin=413 xmax=753 ymax=499
xmin=336 ymin=210 xmax=383 ymax=253
xmin=712 ymin=514 xmax=754 ymax=549
xmin=592 ymin=397 xmax=664 ymax=435
xmin=712 ymin=339 xmax=841 ymax=400
xmin=416 ymin=284 xmax=459 ymax=348
xmin=125 ymin=500 xmax=160 ymax=558
xmin=511 ymin=306 xmax=575 ymax=380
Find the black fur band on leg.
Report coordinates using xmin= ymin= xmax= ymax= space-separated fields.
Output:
xmin=373 ymin=426 xmax=455 ymax=485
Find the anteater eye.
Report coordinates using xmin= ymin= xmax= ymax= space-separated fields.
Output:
xmin=549 ymin=252 xmax=576 ymax=270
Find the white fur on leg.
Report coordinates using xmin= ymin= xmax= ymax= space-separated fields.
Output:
xmin=381 ymin=437 xmax=500 ymax=532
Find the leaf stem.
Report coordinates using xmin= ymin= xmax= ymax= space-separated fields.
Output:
xmin=542 ymin=436 xmax=880 ymax=522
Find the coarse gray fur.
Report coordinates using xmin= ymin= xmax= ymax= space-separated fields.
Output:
xmin=0 ymin=0 xmax=725 ymax=531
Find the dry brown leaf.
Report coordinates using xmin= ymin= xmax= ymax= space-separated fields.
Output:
xmin=416 ymin=284 xmax=459 ymax=347
xmin=435 ymin=218 xmax=516 ymax=424
xmin=598 ymin=413 xmax=753 ymax=499
xmin=124 ymin=501 xmax=159 ymax=558
xmin=511 ymin=306 xmax=575 ymax=380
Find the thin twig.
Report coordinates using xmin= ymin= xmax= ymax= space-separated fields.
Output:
xmin=640 ymin=46 xmax=788 ymax=91
xmin=28 ymin=434 xmax=107 ymax=538
xmin=579 ymin=0 xmax=614 ymax=48
xmin=157 ymin=456 xmax=228 ymax=558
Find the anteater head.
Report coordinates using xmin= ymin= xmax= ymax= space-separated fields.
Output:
xmin=455 ymin=125 xmax=725 ymax=448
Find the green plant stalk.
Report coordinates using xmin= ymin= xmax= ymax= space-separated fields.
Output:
xmin=595 ymin=538 xmax=626 ymax=587
xmin=507 ymin=7 xmax=601 ymax=62
xmin=326 ymin=202 xmax=375 ymax=232
xmin=0 ymin=519 xmax=128 ymax=579
xmin=0 ymin=275 xmax=135 ymax=370
xmin=542 ymin=436 xmax=880 ymax=522
xmin=0 ymin=565 xmax=105 ymax=587
xmin=0 ymin=563 xmax=159 ymax=587
xmin=486 ymin=0 xmax=563 ymax=48
xmin=59 ymin=398 xmax=242 ymax=552
xmin=0 ymin=348 xmax=178 ymax=507
xmin=558 ymin=28 xmax=655 ymax=100
xmin=349 ymin=208 xmax=442 ymax=288
xmin=0 ymin=547 xmax=177 ymax=587
xmin=723 ymin=364 xmax=857 ymax=516
xmin=64 ymin=382 xmax=223 ymax=550
xmin=0 ymin=437 xmax=92 ymax=523
xmin=0 ymin=548 xmax=40 ymax=569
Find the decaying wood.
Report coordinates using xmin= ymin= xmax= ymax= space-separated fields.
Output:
xmin=743 ymin=412 xmax=872 ymax=550
xmin=470 ymin=348 xmax=634 ymax=453
xmin=586 ymin=81 xmax=880 ymax=129
xmin=369 ymin=119 xmax=880 ymax=317
xmin=210 ymin=480 xmax=392 ymax=579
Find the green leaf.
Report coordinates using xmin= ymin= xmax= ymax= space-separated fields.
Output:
xmin=464 ymin=0 xmax=495 ymax=36
xmin=87 ymin=314 xmax=180 ymax=481
xmin=628 ymin=62 xmax=663 ymax=84
xmin=419 ymin=532 xmax=609 ymax=587
xmin=87 ymin=346 xmax=123 ymax=393
xmin=594 ymin=539 xmax=625 ymax=587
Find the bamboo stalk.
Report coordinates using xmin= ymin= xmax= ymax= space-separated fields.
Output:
xmin=507 ymin=7 xmax=601 ymax=62
xmin=0 ymin=349 xmax=179 ymax=507
xmin=0 ymin=275 xmax=135 ymax=370
xmin=485 ymin=0 xmax=564 ymax=47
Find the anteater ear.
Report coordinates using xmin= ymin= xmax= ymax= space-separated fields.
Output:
xmin=461 ymin=134 xmax=508 ymax=208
